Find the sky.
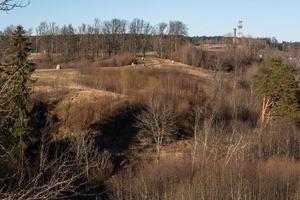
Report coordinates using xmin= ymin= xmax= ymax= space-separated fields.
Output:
xmin=0 ymin=0 xmax=299 ymax=41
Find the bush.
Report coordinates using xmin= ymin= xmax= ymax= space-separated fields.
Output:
xmin=172 ymin=44 xmax=206 ymax=68
xmin=112 ymin=154 xmax=300 ymax=200
xmin=97 ymin=53 xmax=137 ymax=67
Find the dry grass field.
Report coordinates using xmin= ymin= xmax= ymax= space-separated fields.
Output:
xmin=32 ymin=57 xmax=212 ymax=140
xmin=27 ymin=54 xmax=300 ymax=199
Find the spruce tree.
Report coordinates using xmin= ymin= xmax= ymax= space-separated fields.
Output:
xmin=254 ymin=58 xmax=300 ymax=125
xmin=1 ymin=26 xmax=35 ymax=160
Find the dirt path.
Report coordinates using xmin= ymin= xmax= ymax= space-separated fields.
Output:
xmin=147 ymin=57 xmax=215 ymax=81
xmin=80 ymin=56 xmax=215 ymax=81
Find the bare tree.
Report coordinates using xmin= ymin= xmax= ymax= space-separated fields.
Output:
xmin=0 ymin=128 xmax=82 ymax=200
xmin=60 ymin=24 xmax=77 ymax=62
xmin=168 ymin=21 xmax=187 ymax=37
xmin=157 ymin=22 xmax=167 ymax=58
xmin=93 ymin=18 xmax=103 ymax=59
xmin=190 ymin=105 xmax=215 ymax=171
xmin=141 ymin=22 xmax=153 ymax=57
xmin=129 ymin=18 xmax=144 ymax=55
xmin=102 ymin=20 xmax=113 ymax=57
xmin=0 ymin=160 xmax=82 ymax=200
xmin=111 ymin=18 xmax=127 ymax=54
xmin=190 ymin=106 xmax=202 ymax=172
xmin=168 ymin=21 xmax=188 ymax=52
xmin=135 ymin=95 xmax=176 ymax=162
xmin=70 ymin=131 xmax=112 ymax=182
xmin=0 ymin=0 xmax=30 ymax=11
xmin=0 ymin=131 xmax=112 ymax=199
xmin=36 ymin=22 xmax=49 ymax=56
xmin=119 ymin=19 xmax=128 ymax=52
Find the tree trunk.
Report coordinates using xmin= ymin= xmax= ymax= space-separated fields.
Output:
xmin=260 ymin=96 xmax=272 ymax=124
xmin=156 ymin=144 xmax=161 ymax=164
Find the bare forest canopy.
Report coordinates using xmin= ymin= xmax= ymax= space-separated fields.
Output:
xmin=0 ymin=18 xmax=293 ymax=67
xmin=0 ymin=19 xmax=189 ymax=63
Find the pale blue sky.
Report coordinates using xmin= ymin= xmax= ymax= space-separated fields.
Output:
xmin=0 ymin=0 xmax=299 ymax=41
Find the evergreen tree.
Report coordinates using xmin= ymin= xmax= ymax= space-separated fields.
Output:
xmin=1 ymin=26 xmax=35 ymax=160
xmin=254 ymin=58 xmax=300 ymax=125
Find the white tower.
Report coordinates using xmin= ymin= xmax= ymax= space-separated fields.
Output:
xmin=237 ymin=20 xmax=243 ymax=37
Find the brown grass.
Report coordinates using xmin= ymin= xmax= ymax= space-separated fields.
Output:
xmin=51 ymin=90 xmax=128 ymax=139
xmin=112 ymin=136 xmax=300 ymax=200
xmin=30 ymin=53 xmax=300 ymax=199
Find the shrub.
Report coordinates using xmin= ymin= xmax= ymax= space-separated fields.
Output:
xmin=85 ymin=53 xmax=138 ymax=67
xmin=172 ymin=44 xmax=206 ymax=68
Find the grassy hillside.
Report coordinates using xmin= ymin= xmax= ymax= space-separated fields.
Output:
xmin=28 ymin=54 xmax=300 ymax=199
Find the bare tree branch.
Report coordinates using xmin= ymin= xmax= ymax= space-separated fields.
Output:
xmin=135 ymin=95 xmax=176 ymax=162
xmin=0 ymin=0 xmax=30 ymax=11
xmin=0 ymin=130 xmax=112 ymax=199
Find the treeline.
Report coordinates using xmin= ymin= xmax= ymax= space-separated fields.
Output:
xmin=189 ymin=36 xmax=272 ymax=45
xmin=0 ymin=19 xmax=188 ymax=64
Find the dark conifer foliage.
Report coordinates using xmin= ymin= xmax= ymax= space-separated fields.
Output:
xmin=254 ymin=58 xmax=300 ymax=125
xmin=1 ymin=26 xmax=35 ymax=160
